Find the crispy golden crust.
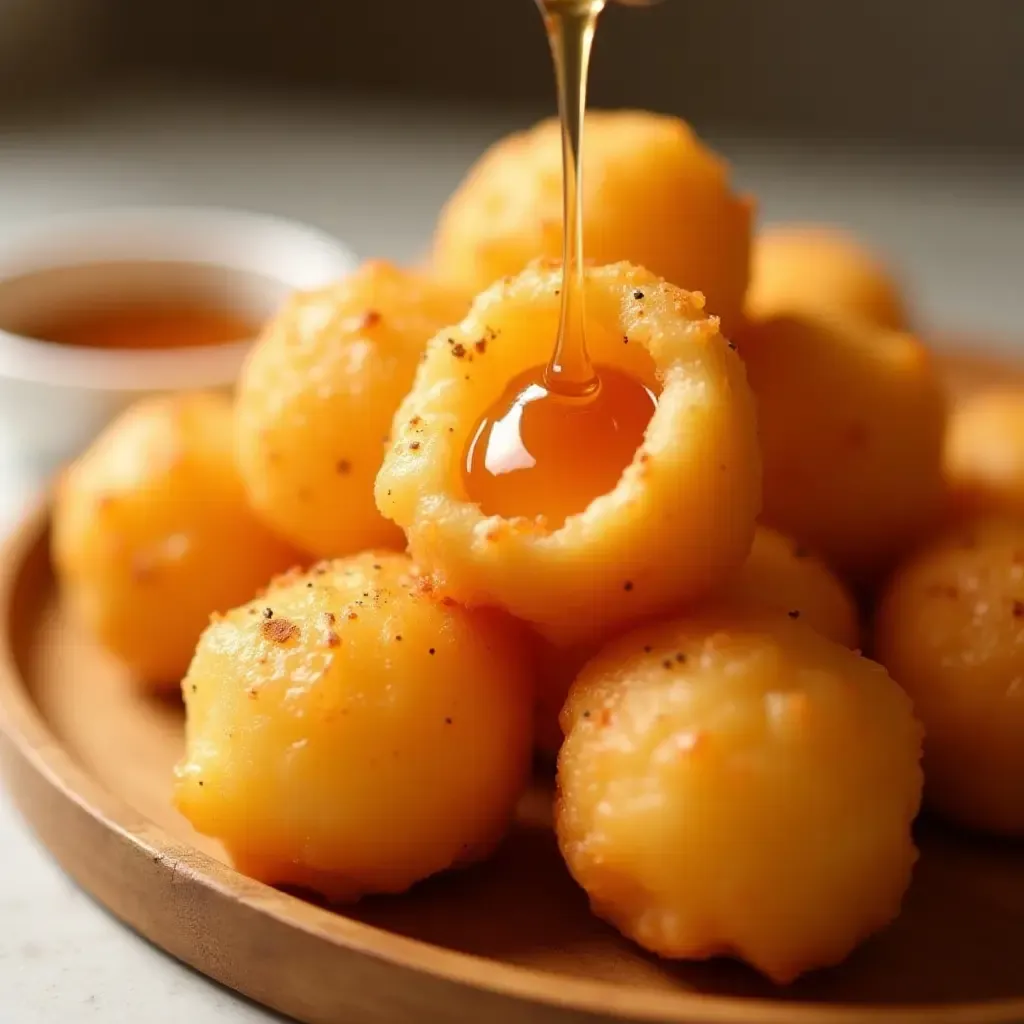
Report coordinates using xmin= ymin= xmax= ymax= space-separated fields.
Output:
xmin=375 ymin=260 xmax=762 ymax=646
xmin=557 ymin=606 xmax=923 ymax=984
xmin=235 ymin=261 xmax=468 ymax=559
xmin=175 ymin=551 xmax=534 ymax=901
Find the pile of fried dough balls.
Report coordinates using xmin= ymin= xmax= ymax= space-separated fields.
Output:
xmin=51 ymin=109 xmax=1024 ymax=985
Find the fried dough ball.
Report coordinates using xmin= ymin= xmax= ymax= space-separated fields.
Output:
xmin=174 ymin=551 xmax=534 ymax=900
xmin=235 ymin=261 xmax=468 ymax=559
xmin=52 ymin=392 xmax=299 ymax=688
xmin=944 ymin=389 xmax=1024 ymax=518
xmin=737 ymin=313 xmax=947 ymax=578
xmin=376 ymin=261 xmax=761 ymax=647
xmin=533 ymin=527 xmax=859 ymax=759
xmin=875 ymin=516 xmax=1024 ymax=836
xmin=727 ymin=527 xmax=860 ymax=648
xmin=557 ymin=607 xmax=923 ymax=984
xmin=432 ymin=111 xmax=753 ymax=333
xmin=747 ymin=225 xmax=909 ymax=331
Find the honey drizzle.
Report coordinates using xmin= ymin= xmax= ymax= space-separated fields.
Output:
xmin=460 ymin=0 xmax=658 ymax=527
xmin=537 ymin=0 xmax=606 ymax=398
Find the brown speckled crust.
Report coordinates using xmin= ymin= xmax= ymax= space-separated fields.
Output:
xmin=234 ymin=260 xmax=468 ymax=561
xmin=174 ymin=550 xmax=534 ymax=903
xmin=556 ymin=606 xmax=923 ymax=986
xmin=260 ymin=617 xmax=300 ymax=645
xmin=875 ymin=515 xmax=1024 ymax=837
xmin=376 ymin=261 xmax=761 ymax=648
xmin=431 ymin=111 xmax=752 ymax=335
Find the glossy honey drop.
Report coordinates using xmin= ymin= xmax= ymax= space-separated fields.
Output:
xmin=464 ymin=364 xmax=657 ymax=527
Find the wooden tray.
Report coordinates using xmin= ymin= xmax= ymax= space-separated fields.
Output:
xmin=2 ymin=349 xmax=1024 ymax=1024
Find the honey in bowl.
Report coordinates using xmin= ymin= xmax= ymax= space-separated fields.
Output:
xmin=24 ymin=302 xmax=257 ymax=351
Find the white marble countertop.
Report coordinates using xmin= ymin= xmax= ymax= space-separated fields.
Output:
xmin=0 ymin=86 xmax=1021 ymax=1023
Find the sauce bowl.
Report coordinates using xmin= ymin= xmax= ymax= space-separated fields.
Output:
xmin=0 ymin=206 xmax=356 ymax=476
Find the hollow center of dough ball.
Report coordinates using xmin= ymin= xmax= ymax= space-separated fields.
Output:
xmin=463 ymin=363 xmax=657 ymax=528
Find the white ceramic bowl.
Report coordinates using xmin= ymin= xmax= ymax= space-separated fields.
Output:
xmin=0 ymin=206 xmax=356 ymax=477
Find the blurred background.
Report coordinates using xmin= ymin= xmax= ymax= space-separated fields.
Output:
xmin=0 ymin=0 xmax=1021 ymax=336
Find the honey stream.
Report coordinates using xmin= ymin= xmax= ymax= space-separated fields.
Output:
xmin=462 ymin=0 xmax=656 ymax=527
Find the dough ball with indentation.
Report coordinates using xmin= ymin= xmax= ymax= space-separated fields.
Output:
xmin=556 ymin=607 xmax=923 ymax=984
xmin=747 ymin=225 xmax=909 ymax=331
xmin=376 ymin=260 xmax=761 ymax=648
xmin=235 ymin=261 xmax=468 ymax=559
xmin=52 ymin=392 xmax=299 ymax=689
xmin=432 ymin=111 xmax=753 ymax=333
xmin=174 ymin=551 xmax=534 ymax=900
xmin=736 ymin=313 xmax=947 ymax=579
xmin=944 ymin=389 xmax=1024 ymax=519
xmin=875 ymin=516 xmax=1024 ymax=836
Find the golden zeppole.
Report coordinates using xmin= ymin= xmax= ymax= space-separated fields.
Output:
xmin=376 ymin=260 xmax=762 ymax=647
xmin=432 ymin=111 xmax=753 ymax=335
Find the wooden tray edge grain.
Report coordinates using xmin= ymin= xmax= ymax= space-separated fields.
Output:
xmin=1 ymin=347 xmax=1023 ymax=1024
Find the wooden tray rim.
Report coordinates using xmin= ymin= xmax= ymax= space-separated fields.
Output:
xmin=2 ymin=347 xmax=1023 ymax=1024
